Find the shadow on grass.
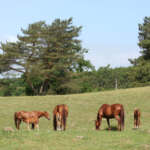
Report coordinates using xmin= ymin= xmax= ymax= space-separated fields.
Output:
xmin=132 ymin=128 xmax=139 ymax=131
xmin=104 ymin=126 xmax=118 ymax=131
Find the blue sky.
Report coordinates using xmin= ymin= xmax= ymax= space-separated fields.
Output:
xmin=0 ymin=0 xmax=149 ymax=69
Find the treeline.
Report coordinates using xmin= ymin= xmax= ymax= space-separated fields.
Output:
xmin=1 ymin=17 xmax=150 ymax=96
xmin=1 ymin=64 xmax=150 ymax=96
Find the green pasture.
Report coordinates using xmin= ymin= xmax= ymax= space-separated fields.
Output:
xmin=0 ymin=87 xmax=150 ymax=150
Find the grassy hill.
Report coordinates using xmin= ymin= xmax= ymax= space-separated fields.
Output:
xmin=0 ymin=87 xmax=150 ymax=150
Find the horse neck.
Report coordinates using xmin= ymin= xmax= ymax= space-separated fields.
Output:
xmin=37 ymin=111 xmax=45 ymax=118
xmin=97 ymin=112 xmax=101 ymax=122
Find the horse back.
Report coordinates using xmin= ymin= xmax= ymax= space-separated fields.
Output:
xmin=99 ymin=104 xmax=113 ymax=118
xmin=100 ymin=104 xmax=124 ymax=118
xmin=53 ymin=104 xmax=68 ymax=115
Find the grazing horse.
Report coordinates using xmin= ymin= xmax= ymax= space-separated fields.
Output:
xmin=95 ymin=104 xmax=125 ymax=131
xmin=134 ymin=109 xmax=140 ymax=129
xmin=14 ymin=111 xmax=50 ymax=130
xmin=53 ymin=104 xmax=68 ymax=131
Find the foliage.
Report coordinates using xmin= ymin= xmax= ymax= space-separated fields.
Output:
xmin=0 ymin=18 xmax=93 ymax=95
xmin=128 ymin=16 xmax=150 ymax=87
xmin=0 ymin=78 xmax=25 ymax=96
xmin=129 ymin=16 xmax=150 ymax=65
xmin=1 ymin=17 xmax=150 ymax=96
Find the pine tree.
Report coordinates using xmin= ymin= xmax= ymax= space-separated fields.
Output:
xmin=0 ymin=18 xmax=93 ymax=95
xmin=138 ymin=17 xmax=150 ymax=60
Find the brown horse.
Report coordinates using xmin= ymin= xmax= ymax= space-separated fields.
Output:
xmin=134 ymin=109 xmax=140 ymax=129
xmin=14 ymin=111 xmax=50 ymax=130
xmin=53 ymin=104 xmax=68 ymax=131
xmin=95 ymin=104 xmax=125 ymax=131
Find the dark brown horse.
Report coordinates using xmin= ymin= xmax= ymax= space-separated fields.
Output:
xmin=53 ymin=104 xmax=68 ymax=131
xmin=134 ymin=109 xmax=140 ymax=129
xmin=95 ymin=104 xmax=125 ymax=131
xmin=14 ymin=111 xmax=50 ymax=130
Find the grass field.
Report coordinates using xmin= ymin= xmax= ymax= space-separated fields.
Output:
xmin=0 ymin=87 xmax=150 ymax=150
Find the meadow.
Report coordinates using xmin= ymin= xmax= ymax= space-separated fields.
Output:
xmin=0 ymin=86 xmax=150 ymax=150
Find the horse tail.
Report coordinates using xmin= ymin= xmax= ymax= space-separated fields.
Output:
xmin=14 ymin=112 xmax=18 ymax=129
xmin=62 ymin=107 xmax=66 ymax=130
xmin=31 ymin=123 xmax=35 ymax=130
xmin=53 ymin=113 xmax=57 ymax=131
xmin=120 ymin=106 xmax=125 ymax=130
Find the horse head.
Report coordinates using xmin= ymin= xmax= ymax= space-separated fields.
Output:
xmin=95 ymin=120 xmax=100 ymax=130
xmin=43 ymin=111 xmax=50 ymax=120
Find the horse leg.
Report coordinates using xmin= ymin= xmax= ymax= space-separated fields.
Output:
xmin=17 ymin=119 xmax=21 ymax=130
xmin=106 ymin=118 xmax=111 ymax=130
xmin=115 ymin=115 xmax=121 ymax=131
xmin=31 ymin=123 xmax=35 ymax=130
xmin=64 ymin=120 xmax=66 ymax=131
xmin=60 ymin=120 xmax=63 ymax=131
xmin=62 ymin=117 xmax=66 ymax=131
xmin=35 ymin=124 xmax=39 ymax=131
xmin=27 ymin=123 xmax=30 ymax=131
xmin=136 ymin=119 xmax=138 ymax=128
xmin=138 ymin=118 xmax=140 ymax=128
xmin=134 ymin=119 xmax=136 ymax=128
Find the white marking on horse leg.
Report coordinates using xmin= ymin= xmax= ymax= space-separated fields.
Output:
xmin=27 ymin=123 xmax=30 ymax=131
xmin=36 ymin=124 xmax=39 ymax=131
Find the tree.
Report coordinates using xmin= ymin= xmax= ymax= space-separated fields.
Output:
xmin=138 ymin=17 xmax=150 ymax=60
xmin=129 ymin=17 xmax=150 ymax=65
xmin=0 ymin=18 xmax=93 ymax=95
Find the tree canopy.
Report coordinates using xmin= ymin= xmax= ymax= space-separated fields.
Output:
xmin=0 ymin=18 xmax=94 ymax=95
xmin=129 ymin=17 xmax=150 ymax=65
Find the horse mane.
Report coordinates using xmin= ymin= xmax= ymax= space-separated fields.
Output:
xmin=97 ymin=112 xmax=100 ymax=121
xmin=36 ymin=111 xmax=47 ymax=118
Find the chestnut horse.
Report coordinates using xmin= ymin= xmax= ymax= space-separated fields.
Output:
xmin=53 ymin=104 xmax=68 ymax=131
xmin=14 ymin=111 xmax=50 ymax=130
xmin=95 ymin=104 xmax=125 ymax=131
xmin=134 ymin=109 xmax=140 ymax=128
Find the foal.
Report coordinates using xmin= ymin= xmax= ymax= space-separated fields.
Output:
xmin=134 ymin=109 xmax=140 ymax=129
xmin=14 ymin=111 xmax=50 ymax=130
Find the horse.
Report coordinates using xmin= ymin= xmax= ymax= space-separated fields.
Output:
xmin=53 ymin=104 xmax=68 ymax=131
xmin=95 ymin=104 xmax=125 ymax=131
xmin=14 ymin=111 xmax=50 ymax=130
xmin=134 ymin=109 xmax=140 ymax=129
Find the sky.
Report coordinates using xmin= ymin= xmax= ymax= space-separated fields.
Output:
xmin=0 ymin=0 xmax=149 ymax=69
